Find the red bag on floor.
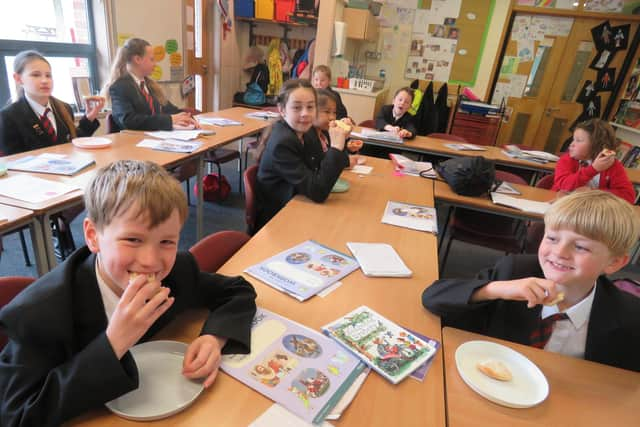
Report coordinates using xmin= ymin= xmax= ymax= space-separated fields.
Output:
xmin=195 ymin=173 xmax=231 ymax=202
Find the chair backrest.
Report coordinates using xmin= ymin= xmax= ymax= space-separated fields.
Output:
xmin=536 ymin=174 xmax=555 ymax=189
xmin=243 ymin=165 xmax=259 ymax=235
xmin=189 ymin=230 xmax=250 ymax=273
xmin=495 ymin=170 xmax=528 ymax=186
xmin=428 ymin=132 xmax=468 ymax=143
xmin=0 ymin=276 xmax=36 ymax=350
xmin=358 ymin=120 xmax=376 ymax=129
xmin=106 ymin=113 xmax=118 ymax=134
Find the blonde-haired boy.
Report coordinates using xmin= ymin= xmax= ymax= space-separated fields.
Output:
xmin=423 ymin=190 xmax=640 ymax=372
xmin=311 ymin=64 xmax=349 ymax=120
xmin=0 ymin=160 xmax=257 ymax=426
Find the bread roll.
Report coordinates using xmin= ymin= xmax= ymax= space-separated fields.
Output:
xmin=335 ymin=120 xmax=352 ymax=133
xmin=544 ymin=291 xmax=565 ymax=306
xmin=476 ymin=359 xmax=512 ymax=381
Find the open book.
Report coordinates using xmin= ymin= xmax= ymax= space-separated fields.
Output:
xmin=136 ymin=139 xmax=203 ymax=153
xmin=381 ymin=201 xmax=438 ymax=234
xmin=502 ymin=145 xmax=559 ymax=163
xmin=196 ymin=116 xmax=243 ymax=126
xmin=244 ymin=240 xmax=359 ymax=301
xmin=389 ymin=153 xmax=435 ymax=178
xmin=221 ymin=308 xmax=368 ymax=425
xmin=443 ymin=143 xmax=487 ymax=151
xmin=144 ymin=129 xmax=214 ymax=141
xmin=346 ymin=242 xmax=412 ymax=277
xmin=322 ymin=306 xmax=439 ymax=384
xmin=490 ymin=192 xmax=551 ymax=214
xmin=8 ymin=153 xmax=94 ymax=176
xmin=351 ymin=128 xmax=404 ymax=144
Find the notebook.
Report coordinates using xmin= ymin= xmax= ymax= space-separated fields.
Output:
xmin=490 ymin=192 xmax=551 ymax=214
xmin=346 ymin=242 xmax=412 ymax=277
xmin=7 ymin=153 xmax=95 ymax=176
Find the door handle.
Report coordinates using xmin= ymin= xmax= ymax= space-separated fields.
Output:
xmin=545 ymin=107 xmax=560 ymax=116
xmin=201 ymin=64 xmax=208 ymax=75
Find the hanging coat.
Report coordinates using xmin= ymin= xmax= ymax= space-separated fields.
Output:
xmin=414 ymin=81 xmax=436 ymax=136
xmin=267 ymin=38 xmax=283 ymax=96
xmin=434 ymin=83 xmax=449 ymax=132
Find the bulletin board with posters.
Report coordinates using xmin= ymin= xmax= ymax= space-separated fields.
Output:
xmin=403 ymin=0 xmax=494 ymax=86
xmin=113 ymin=0 xmax=184 ymax=82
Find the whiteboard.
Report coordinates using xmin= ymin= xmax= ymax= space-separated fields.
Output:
xmin=113 ymin=0 xmax=184 ymax=82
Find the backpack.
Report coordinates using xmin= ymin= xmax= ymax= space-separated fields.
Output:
xmin=243 ymin=82 xmax=266 ymax=106
xmin=195 ymin=173 xmax=231 ymax=202
xmin=249 ymin=63 xmax=269 ymax=93
xmin=436 ymin=156 xmax=495 ymax=196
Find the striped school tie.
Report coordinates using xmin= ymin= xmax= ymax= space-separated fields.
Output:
xmin=40 ymin=107 xmax=57 ymax=143
xmin=140 ymin=81 xmax=156 ymax=114
xmin=529 ymin=312 xmax=569 ymax=349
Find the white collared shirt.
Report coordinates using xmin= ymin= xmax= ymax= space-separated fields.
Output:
xmin=25 ymin=93 xmax=57 ymax=134
xmin=129 ymin=72 xmax=146 ymax=93
xmin=95 ymin=257 xmax=120 ymax=321
xmin=541 ymin=283 xmax=596 ymax=359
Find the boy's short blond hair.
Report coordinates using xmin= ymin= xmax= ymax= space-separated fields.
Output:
xmin=84 ymin=160 xmax=188 ymax=230
xmin=312 ymin=65 xmax=332 ymax=79
xmin=544 ymin=190 xmax=640 ymax=256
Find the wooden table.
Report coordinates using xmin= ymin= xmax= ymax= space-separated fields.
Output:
xmin=0 ymin=204 xmax=46 ymax=274
xmin=442 ymin=327 xmax=639 ymax=427
xmin=68 ymin=157 xmax=446 ymax=427
xmin=0 ymin=107 xmax=270 ymax=272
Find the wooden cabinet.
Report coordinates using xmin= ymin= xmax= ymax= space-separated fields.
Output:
xmin=342 ymin=8 xmax=378 ymax=42
xmin=333 ymin=87 xmax=388 ymax=126
xmin=450 ymin=111 xmax=501 ymax=146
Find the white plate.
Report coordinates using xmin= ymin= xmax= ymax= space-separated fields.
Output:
xmin=72 ymin=137 xmax=112 ymax=149
xmin=105 ymin=341 xmax=204 ymax=421
xmin=455 ymin=340 xmax=549 ymax=408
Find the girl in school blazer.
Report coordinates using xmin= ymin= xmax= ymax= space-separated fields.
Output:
xmin=103 ymin=38 xmax=197 ymax=132
xmin=0 ymin=50 xmax=102 ymax=155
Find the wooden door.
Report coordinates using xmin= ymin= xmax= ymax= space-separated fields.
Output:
xmin=184 ymin=0 xmax=214 ymax=112
xmin=494 ymin=13 xmax=638 ymax=153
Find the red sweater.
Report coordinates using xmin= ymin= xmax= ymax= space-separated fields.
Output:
xmin=552 ymin=153 xmax=636 ymax=204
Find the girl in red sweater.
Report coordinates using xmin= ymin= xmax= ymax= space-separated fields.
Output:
xmin=552 ymin=119 xmax=635 ymax=204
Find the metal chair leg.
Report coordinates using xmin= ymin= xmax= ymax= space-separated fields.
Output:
xmin=18 ymin=229 xmax=32 ymax=267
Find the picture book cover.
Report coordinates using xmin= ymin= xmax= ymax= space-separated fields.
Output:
xmin=8 ymin=153 xmax=95 ymax=176
xmin=221 ymin=308 xmax=368 ymax=425
xmin=381 ymin=201 xmax=438 ymax=234
xmin=389 ymin=153 xmax=436 ymax=178
xmin=625 ymin=146 xmax=640 ymax=169
xmin=136 ymin=139 xmax=203 ymax=153
xmin=616 ymin=140 xmax=633 ymax=163
xmin=244 ymin=240 xmax=359 ymax=301
xmin=322 ymin=306 xmax=439 ymax=384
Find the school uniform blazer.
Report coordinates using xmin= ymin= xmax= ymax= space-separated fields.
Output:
xmin=0 ymin=247 xmax=257 ymax=427
xmin=422 ymin=254 xmax=640 ymax=372
xmin=552 ymin=153 xmax=635 ymax=203
xmin=0 ymin=96 xmax=99 ymax=155
xmin=255 ymin=120 xmax=349 ymax=231
xmin=375 ymin=104 xmax=417 ymax=139
xmin=109 ymin=74 xmax=182 ymax=131
xmin=327 ymin=87 xmax=348 ymax=120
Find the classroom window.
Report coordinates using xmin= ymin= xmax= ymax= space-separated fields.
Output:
xmin=0 ymin=0 xmax=98 ymax=109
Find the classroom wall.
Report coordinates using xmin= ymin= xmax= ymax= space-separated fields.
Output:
xmin=330 ymin=1 xmax=511 ymax=105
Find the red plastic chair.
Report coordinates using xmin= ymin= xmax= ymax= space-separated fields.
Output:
xmin=0 ymin=276 xmax=36 ymax=350
xmin=439 ymin=171 xmax=529 ymax=271
xmin=189 ymin=231 xmax=251 ymax=273
xmin=243 ymin=165 xmax=259 ymax=235
xmin=358 ymin=120 xmax=376 ymax=129
xmin=427 ymin=132 xmax=468 ymax=143
xmin=523 ymin=174 xmax=554 ymax=254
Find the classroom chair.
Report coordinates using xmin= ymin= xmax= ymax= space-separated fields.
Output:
xmin=243 ymin=165 xmax=259 ymax=235
xmin=523 ymin=174 xmax=554 ymax=253
xmin=243 ymin=107 xmax=278 ymax=168
xmin=612 ymin=278 xmax=640 ymax=298
xmin=358 ymin=120 xmax=376 ymax=129
xmin=189 ymin=230 xmax=250 ymax=273
xmin=105 ymin=113 xmax=118 ymax=134
xmin=439 ymin=170 xmax=528 ymax=272
xmin=0 ymin=276 xmax=35 ymax=350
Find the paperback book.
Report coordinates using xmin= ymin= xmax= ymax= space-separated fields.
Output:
xmin=136 ymin=139 xmax=203 ymax=153
xmin=246 ymin=111 xmax=280 ymax=120
xmin=221 ymin=308 xmax=368 ymax=425
xmin=196 ymin=116 xmax=243 ymax=126
xmin=346 ymin=242 xmax=412 ymax=278
xmin=351 ymin=128 xmax=404 ymax=144
xmin=8 ymin=153 xmax=95 ymax=176
xmin=443 ymin=143 xmax=487 ymax=151
xmin=322 ymin=306 xmax=439 ymax=384
xmin=381 ymin=201 xmax=438 ymax=234
xmin=502 ymin=145 xmax=559 ymax=163
xmin=389 ymin=153 xmax=436 ymax=178
xmin=244 ymin=240 xmax=359 ymax=301
xmin=490 ymin=192 xmax=550 ymax=214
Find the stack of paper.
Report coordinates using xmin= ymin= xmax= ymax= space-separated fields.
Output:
xmin=490 ymin=192 xmax=551 ymax=214
xmin=136 ymin=139 xmax=203 ymax=153
xmin=389 ymin=153 xmax=435 ymax=178
xmin=346 ymin=242 xmax=412 ymax=277
xmin=381 ymin=201 xmax=438 ymax=233
xmin=0 ymin=175 xmax=80 ymax=203
xmin=443 ymin=143 xmax=487 ymax=151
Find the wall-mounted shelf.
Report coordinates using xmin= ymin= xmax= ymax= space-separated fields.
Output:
xmin=236 ymin=17 xmax=317 ymax=47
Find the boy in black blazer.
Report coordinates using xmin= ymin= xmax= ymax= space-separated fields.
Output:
xmin=0 ymin=160 xmax=257 ymax=426
xmin=423 ymin=190 xmax=640 ymax=372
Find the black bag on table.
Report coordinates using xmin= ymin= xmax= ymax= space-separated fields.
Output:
xmin=436 ymin=156 xmax=495 ymax=196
